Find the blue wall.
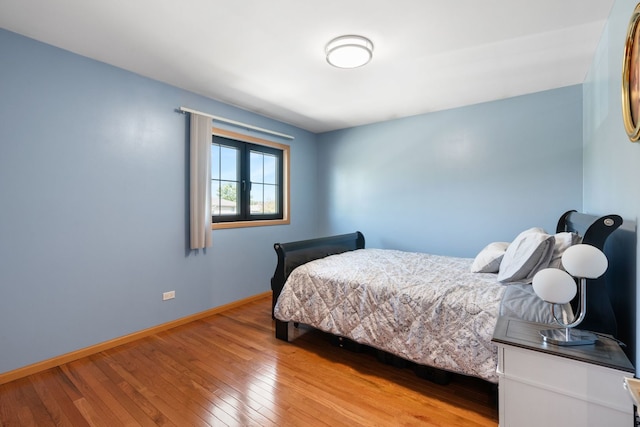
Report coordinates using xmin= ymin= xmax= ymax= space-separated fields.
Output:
xmin=0 ymin=29 xmax=319 ymax=374
xmin=317 ymin=87 xmax=584 ymax=257
xmin=0 ymin=20 xmax=598 ymax=375
xmin=583 ymin=0 xmax=640 ymax=370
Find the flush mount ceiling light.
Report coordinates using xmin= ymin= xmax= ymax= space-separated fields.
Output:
xmin=325 ymin=35 xmax=374 ymax=69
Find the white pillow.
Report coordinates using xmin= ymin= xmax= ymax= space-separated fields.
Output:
xmin=471 ymin=242 xmax=510 ymax=273
xmin=548 ymin=232 xmax=581 ymax=269
xmin=498 ymin=228 xmax=555 ymax=283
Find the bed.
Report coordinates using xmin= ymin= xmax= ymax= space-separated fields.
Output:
xmin=271 ymin=211 xmax=635 ymax=384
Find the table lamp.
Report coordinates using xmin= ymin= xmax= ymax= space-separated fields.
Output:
xmin=532 ymin=244 xmax=608 ymax=345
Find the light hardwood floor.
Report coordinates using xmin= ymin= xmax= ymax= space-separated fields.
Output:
xmin=0 ymin=295 xmax=498 ymax=426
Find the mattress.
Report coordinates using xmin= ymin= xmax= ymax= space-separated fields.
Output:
xmin=273 ymin=248 xmax=549 ymax=383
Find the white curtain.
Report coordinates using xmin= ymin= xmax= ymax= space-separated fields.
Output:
xmin=190 ymin=113 xmax=213 ymax=249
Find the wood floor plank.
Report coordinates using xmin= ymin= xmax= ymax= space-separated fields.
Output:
xmin=58 ymin=362 xmax=131 ymax=427
xmin=168 ymin=326 xmax=351 ymax=426
xmin=94 ymin=356 xmax=177 ymax=426
xmin=0 ymin=295 xmax=498 ymax=426
xmin=11 ymin=378 xmax=54 ymax=427
xmin=105 ymin=344 xmax=216 ymax=426
xmin=28 ymin=370 xmax=82 ymax=427
xmin=134 ymin=337 xmax=269 ymax=426
xmin=85 ymin=356 xmax=161 ymax=427
xmin=0 ymin=378 xmax=50 ymax=427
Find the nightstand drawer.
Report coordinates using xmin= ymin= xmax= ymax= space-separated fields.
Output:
xmin=500 ymin=376 xmax=630 ymax=427
xmin=493 ymin=317 xmax=635 ymax=427
xmin=499 ymin=345 xmax=632 ymax=413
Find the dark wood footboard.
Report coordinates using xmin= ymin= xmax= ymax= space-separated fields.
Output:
xmin=270 ymin=231 xmax=365 ymax=340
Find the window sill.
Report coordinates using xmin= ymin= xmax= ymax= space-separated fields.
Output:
xmin=212 ymin=218 xmax=290 ymax=230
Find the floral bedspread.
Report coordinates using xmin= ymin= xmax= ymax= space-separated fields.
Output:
xmin=273 ymin=248 xmax=512 ymax=383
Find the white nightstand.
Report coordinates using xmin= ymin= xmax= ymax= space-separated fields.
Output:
xmin=492 ymin=317 xmax=635 ymax=427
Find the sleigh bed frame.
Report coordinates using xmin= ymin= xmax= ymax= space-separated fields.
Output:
xmin=270 ymin=210 xmax=636 ymax=378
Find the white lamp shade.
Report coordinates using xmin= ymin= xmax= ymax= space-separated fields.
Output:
xmin=561 ymin=244 xmax=608 ymax=279
xmin=532 ymin=268 xmax=577 ymax=304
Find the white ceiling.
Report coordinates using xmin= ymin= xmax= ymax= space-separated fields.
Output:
xmin=0 ymin=0 xmax=615 ymax=133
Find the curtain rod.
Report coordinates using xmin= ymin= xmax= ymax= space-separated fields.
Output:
xmin=178 ymin=107 xmax=294 ymax=140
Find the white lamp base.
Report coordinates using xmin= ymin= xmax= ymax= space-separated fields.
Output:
xmin=539 ymin=328 xmax=597 ymax=346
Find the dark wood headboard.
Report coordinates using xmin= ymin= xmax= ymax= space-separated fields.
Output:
xmin=270 ymin=231 xmax=365 ymax=316
xmin=557 ymin=210 xmax=636 ymax=362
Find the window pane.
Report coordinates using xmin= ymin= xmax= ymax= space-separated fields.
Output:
xmin=250 ymin=151 xmax=277 ymax=185
xmin=213 ymin=180 xmax=239 ymax=215
xmin=249 ymin=184 xmax=279 ymax=215
xmin=211 ymin=144 xmax=220 ymax=178
xmin=250 ymin=183 xmax=264 ymax=214
xmin=220 ymin=145 xmax=239 ymax=181
xmin=212 ymin=142 xmax=240 ymax=218
xmin=211 ymin=181 xmax=221 ymax=215
xmin=263 ymin=154 xmax=277 ymax=184
xmin=250 ymin=151 xmax=263 ymax=183
xmin=263 ymin=184 xmax=277 ymax=214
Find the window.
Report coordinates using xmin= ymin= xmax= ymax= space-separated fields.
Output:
xmin=210 ymin=128 xmax=289 ymax=229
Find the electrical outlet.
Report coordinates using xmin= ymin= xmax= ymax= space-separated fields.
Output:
xmin=162 ymin=290 xmax=175 ymax=301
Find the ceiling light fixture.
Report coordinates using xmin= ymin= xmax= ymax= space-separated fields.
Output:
xmin=325 ymin=35 xmax=374 ymax=69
